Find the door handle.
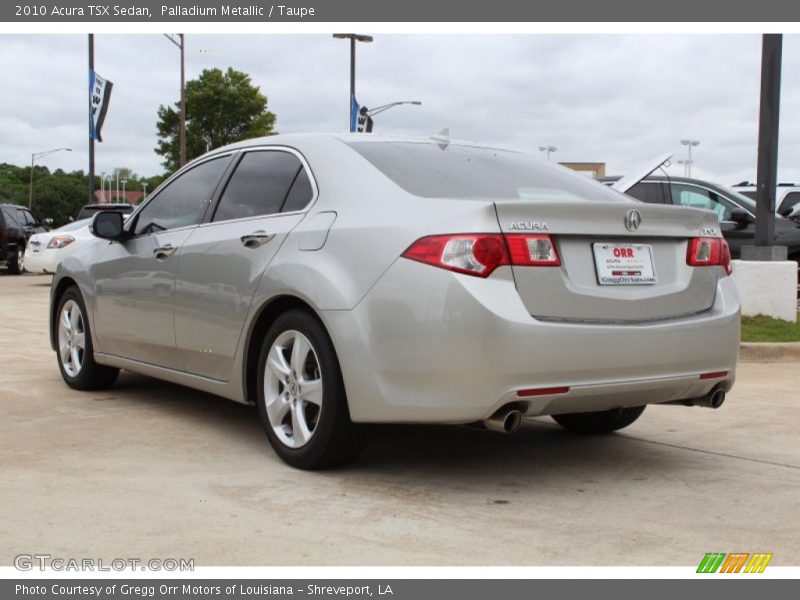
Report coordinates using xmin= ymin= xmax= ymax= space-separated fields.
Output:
xmin=153 ymin=244 xmax=177 ymax=259
xmin=240 ymin=231 xmax=275 ymax=249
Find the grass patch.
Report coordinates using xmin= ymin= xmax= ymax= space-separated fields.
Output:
xmin=741 ymin=312 xmax=800 ymax=343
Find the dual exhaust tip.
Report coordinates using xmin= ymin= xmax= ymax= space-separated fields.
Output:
xmin=482 ymin=387 xmax=726 ymax=434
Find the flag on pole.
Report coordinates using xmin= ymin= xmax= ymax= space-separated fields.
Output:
xmin=89 ymin=70 xmax=113 ymax=142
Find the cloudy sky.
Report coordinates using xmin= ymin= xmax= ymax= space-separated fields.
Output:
xmin=1 ymin=34 xmax=799 ymax=185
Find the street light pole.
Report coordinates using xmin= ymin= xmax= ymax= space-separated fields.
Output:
xmin=121 ymin=179 xmax=127 ymax=200
xmin=333 ymin=34 xmax=374 ymax=132
xmin=29 ymin=148 xmax=72 ymax=209
xmin=165 ymin=33 xmax=187 ymax=167
xmin=142 ymin=182 xmax=148 ymax=200
xmin=538 ymin=145 xmax=557 ymax=161
xmin=680 ymin=139 xmax=700 ymax=177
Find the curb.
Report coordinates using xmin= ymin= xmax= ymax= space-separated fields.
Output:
xmin=740 ymin=342 xmax=800 ymax=362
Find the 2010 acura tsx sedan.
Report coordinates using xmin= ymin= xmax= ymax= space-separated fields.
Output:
xmin=50 ymin=133 xmax=740 ymax=469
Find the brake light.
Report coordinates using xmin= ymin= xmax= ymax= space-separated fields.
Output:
xmin=402 ymin=233 xmax=560 ymax=278
xmin=47 ymin=235 xmax=75 ymax=249
xmin=687 ymin=237 xmax=732 ymax=276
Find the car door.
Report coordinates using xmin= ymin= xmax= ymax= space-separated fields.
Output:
xmin=174 ymin=148 xmax=316 ymax=380
xmin=91 ymin=155 xmax=231 ymax=369
xmin=667 ymin=182 xmax=754 ymax=258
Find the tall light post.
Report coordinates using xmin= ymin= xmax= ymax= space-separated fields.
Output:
xmin=677 ymin=159 xmax=693 ymax=177
xmin=142 ymin=182 xmax=148 ymax=201
xmin=538 ymin=145 xmax=557 ymax=161
xmin=121 ymin=179 xmax=127 ymax=201
xmin=332 ymin=33 xmax=373 ymax=132
xmin=165 ymin=34 xmax=186 ymax=167
xmin=29 ymin=147 xmax=72 ymax=209
xmin=680 ymin=139 xmax=700 ymax=177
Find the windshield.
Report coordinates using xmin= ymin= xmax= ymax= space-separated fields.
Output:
xmin=346 ymin=141 xmax=630 ymax=203
xmin=722 ymin=186 xmax=758 ymax=211
xmin=56 ymin=219 xmax=91 ymax=232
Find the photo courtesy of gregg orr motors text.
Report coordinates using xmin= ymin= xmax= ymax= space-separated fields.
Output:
xmin=15 ymin=585 xmax=390 ymax=597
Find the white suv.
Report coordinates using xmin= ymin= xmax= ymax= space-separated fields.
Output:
xmin=731 ymin=183 xmax=800 ymax=219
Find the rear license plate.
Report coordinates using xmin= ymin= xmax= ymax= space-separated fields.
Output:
xmin=593 ymin=243 xmax=656 ymax=285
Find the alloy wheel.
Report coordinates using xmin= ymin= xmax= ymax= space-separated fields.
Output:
xmin=58 ymin=299 xmax=86 ymax=377
xmin=263 ymin=330 xmax=323 ymax=449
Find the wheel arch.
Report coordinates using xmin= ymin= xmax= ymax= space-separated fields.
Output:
xmin=50 ymin=276 xmax=79 ymax=351
xmin=242 ymin=294 xmax=334 ymax=405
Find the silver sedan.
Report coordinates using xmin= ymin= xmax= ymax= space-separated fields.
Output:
xmin=50 ymin=134 xmax=740 ymax=469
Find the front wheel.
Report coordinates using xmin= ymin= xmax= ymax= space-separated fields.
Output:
xmin=55 ymin=286 xmax=119 ymax=390
xmin=9 ymin=245 xmax=24 ymax=274
xmin=552 ymin=406 xmax=646 ymax=434
xmin=256 ymin=310 xmax=368 ymax=469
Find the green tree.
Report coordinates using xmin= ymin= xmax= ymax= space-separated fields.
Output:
xmin=155 ymin=67 xmax=277 ymax=173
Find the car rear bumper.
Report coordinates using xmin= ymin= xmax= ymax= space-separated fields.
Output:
xmin=23 ymin=247 xmax=58 ymax=274
xmin=324 ymin=260 xmax=740 ymax=423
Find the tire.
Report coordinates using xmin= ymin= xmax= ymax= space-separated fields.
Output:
xmin=8 ymin=245 xmax=24 ymax=274
xmin=256 ymin=309 xmax=368 ymax=469
xmin=55 ymin=286 xmax=119 ymax=390
xmin=552 ymin=406 xmax=646 ymax=434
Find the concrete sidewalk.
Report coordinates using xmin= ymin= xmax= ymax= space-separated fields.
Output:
xmin=1 ymin=273 xmax=798 ymax=566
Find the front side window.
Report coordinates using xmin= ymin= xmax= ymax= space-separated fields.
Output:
xmin=18 ymin=209 xmax=37 ymax=226
xmin=134 ymin=157 xmax=228 ymax=235
xmin=213 ymin=151 xmax=311 ymax=222
xmin=670 ymin=184 xmax=737 ymax=221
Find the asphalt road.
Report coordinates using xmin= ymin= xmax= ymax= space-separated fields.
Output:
xmin=1 ymin=273 xmax=798 ymax=566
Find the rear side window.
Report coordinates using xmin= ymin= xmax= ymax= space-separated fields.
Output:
xmin=213 ymin=151 xmax=310 ymax=222
xmin=627 ymin=183 xmax=666 ymax=204
xmin=346 ymin=141 xmax=629 ymax=203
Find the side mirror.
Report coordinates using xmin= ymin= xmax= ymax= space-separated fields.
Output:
xmin=91 ymin=211 xmax=126 ymax=241
xmin=730 ymin=209 xmax=752 ymax=228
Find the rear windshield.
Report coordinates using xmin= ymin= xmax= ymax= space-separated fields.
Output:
xmin=346 ymin=141 xmax=629 ymax=203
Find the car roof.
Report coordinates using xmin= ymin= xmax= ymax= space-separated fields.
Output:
xmin=206 ymin=132 xmax=522 ymax=159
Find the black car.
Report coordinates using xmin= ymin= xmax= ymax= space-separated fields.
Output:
xmin=76 ymin=203 xmax=135 ymax=221
xmin=599 ymin=175 xmax=800 ymax=261
xmin=0 ymin=203 xmax=48 ymax=274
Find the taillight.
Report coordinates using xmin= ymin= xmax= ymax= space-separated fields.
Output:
xmin=505 ymin=234 xmax=561 ymax=267
xmin=402 ymin=233 xmax=560 ymax=278
xmin=47 ymin=235 xmax=75 ymax=249
xmin=687 ymin=237 xmax=731 ymax=276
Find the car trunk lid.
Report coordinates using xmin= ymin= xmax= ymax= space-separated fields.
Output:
xmin=494 ymin=200 xmax=723 ymax=322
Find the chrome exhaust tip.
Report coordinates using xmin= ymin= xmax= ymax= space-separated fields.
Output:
xmin=709 ymin=389 xmax=726 ymax=409
xmin=483 ymin=406 xmax=524 ymax=434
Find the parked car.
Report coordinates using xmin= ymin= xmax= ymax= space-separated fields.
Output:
xmin=0 ymin=203 xmax=48 ymax=274
xmin=24 ymin=218 xmax=94 ymax=275
xmin=599 ymin=175 xmax=800 ymax=262
xmin=76 ymin=203 xmax=135 ymax=221
xmin=50 ymin=134 xmax=740 ymax=469
xmin=731 ymin=182 xmax=800 ymax=219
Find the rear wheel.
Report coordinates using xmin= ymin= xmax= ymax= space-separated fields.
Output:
xmin=256 ymin=309 xmax=368 ymax=469
xmin=56 ymin=286 xmax=119 ymax=390
xmin=552 ymin=406 xmax=646 ymax=434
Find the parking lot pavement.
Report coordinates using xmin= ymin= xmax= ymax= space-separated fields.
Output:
xmin=1 ymin=273 xmax=798 ymax=567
